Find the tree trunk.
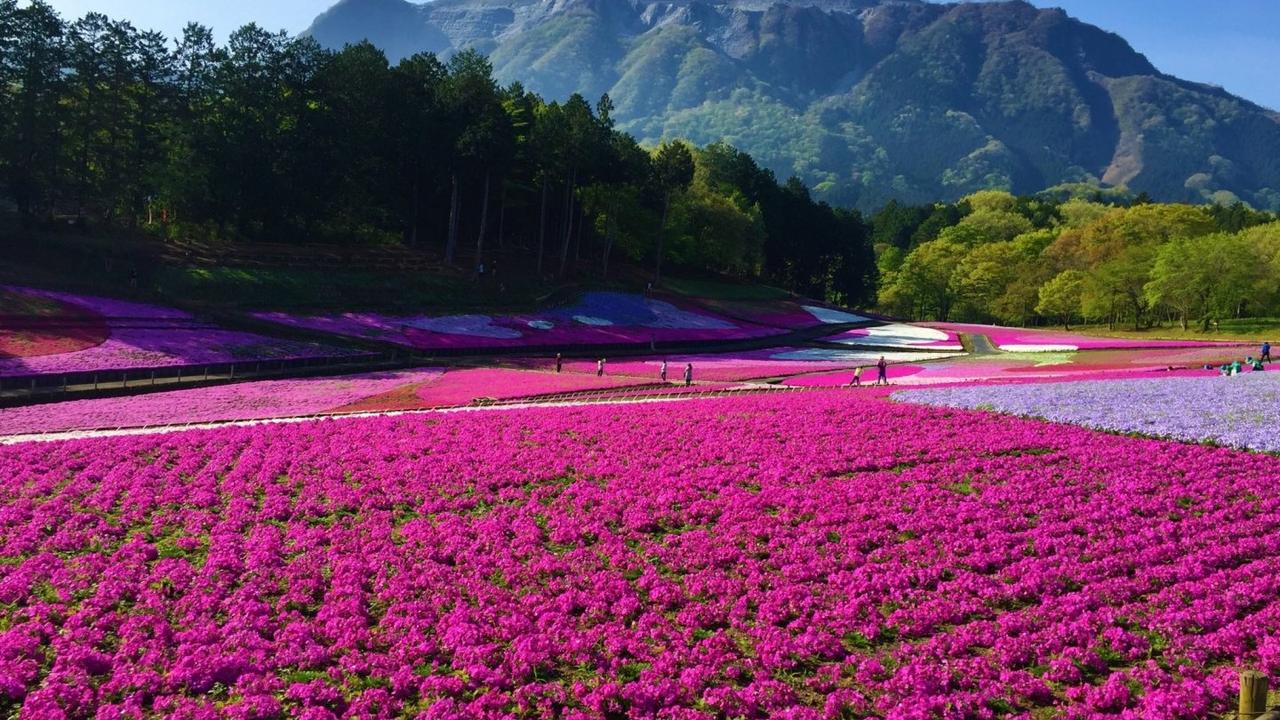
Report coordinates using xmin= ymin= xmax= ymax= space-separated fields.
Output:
xmin=497 ymin=185 xmax=507 ymax=249
xmin=445 ymin=174 xmax=460 ymax=266
xmin=574 ymin=205 xmax=584 ymax=264
xmin=602 ymin=201 xmax=616 ymax=280
xmin=537 ymin=179 xmax=548 ymax=276
xmin=654 ymin=193 xmax=671 ymax=285
xmin=475 ymin=171 xmax=491 ymax=270
xmin=559 ymin=197 xmax=575 ymax=277
xmin=558 ymin=170 xmax=576 ymax=278
xmin=409 ymin=179 xmax=420 ymax=247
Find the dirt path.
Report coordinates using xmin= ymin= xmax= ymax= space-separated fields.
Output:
xmin=964 ymin=333 xmax=1000 ymax=356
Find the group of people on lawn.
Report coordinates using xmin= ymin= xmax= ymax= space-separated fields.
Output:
xmin=1217 ymin=342 xmax=1273 ymax=376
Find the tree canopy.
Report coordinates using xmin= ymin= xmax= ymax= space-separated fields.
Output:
xmin=0 ymin=2 xmax=879 ymax=307
xmin=874 ymin=188 xmax=1280 ymax=329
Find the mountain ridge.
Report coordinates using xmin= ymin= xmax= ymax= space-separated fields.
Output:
xmin=305 ymin=0 xmax=1280 ymax=211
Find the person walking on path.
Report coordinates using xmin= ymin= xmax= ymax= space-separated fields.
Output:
xmin=683 ymin=363 xmax=694 ymax=387
xmin=849 ymin=366 xmax=863 ymax=387
xmin=1262 ymin=342 xmax=1272 ymax=363
xmin=876 ymin=356 xmax=888 ymax=386
xmin=597 ymin=359 xmax=606 ymax=377
xmin=660 ymin=361 xmax=668 ymax=383
xmin=555 ymin=353 xmax=563 ymax=373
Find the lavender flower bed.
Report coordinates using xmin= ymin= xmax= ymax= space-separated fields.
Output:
xmin=897 ymin=371 xmax=1280 ymax=452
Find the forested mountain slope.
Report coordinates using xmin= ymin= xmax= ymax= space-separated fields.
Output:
xmin=307 ymin=0 xmax=1280 ymax=211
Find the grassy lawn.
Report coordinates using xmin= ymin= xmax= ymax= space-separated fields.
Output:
xmin=0 ymin=288 xmax=70 ymax=317
xmin=0 ymin=220 xmax=800 ymax=315
xmin=660 ymin=276 xmax=791 ymax=302
xmin=1073 ymin=319 xmax=1280 ymax=344
xmin=156 ymin=266 xmax=568 ymax=313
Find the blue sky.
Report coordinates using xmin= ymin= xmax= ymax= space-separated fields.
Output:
xmin=38 ymin=0 xmax=1280 ymax=109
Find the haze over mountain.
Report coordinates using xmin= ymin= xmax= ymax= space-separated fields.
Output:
xmin=305 ymin=0 xmax=1280 ymax=211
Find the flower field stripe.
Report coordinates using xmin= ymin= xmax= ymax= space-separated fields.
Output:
xmin=0 ymin=393 xmax=1275 ymax=716
xmin=896 ymin=371 xmax=1280 ymax=452
xmin=0 ymin=285 xmax=367 ymax=378
xmin=0 ymin=369 xmax=446 ymax=436
xmin=819 ymin=323 xmax=964 ymax=351
xmin=0 ymin=387 xmax=804 ymax=445
xmin=515 ymin=348 xmax=958 ymax=384
xmin=251 ymin=292 xmax=792 ymax=352
xmin=926 ymin=322 xmax=1251 ymax=352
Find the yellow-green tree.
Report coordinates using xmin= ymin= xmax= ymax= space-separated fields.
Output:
xmin=1036 ymin=270 xmax=1087 ymax=329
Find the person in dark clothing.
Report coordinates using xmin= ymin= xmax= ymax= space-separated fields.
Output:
xmin=597 ymin=359 xmax=605 ymax=377
xmin=555 ymin=353 xmax=563 ymax=373
xmin=876 ymin=356 xmax=888 ymax=386
xmin=1262 ymin=342 xmax=1272 ymax=363
xmin=683 ymin=363 xmax=693 ymax=387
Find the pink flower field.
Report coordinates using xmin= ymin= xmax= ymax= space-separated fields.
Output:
xmin=0 ymin=370 xmax=446 ymax=437
xmin=516 ymin=348 xmax=963 ymax=384
xmin=0 ymin=393 xmax=1276 ymax=717
xmin=782 ymin=365 xmax=928 ymax=386
xmin=0 ymin=286 xmax=366 ymax=378
xmin=334 ymin=368 xmax=657 ymax=414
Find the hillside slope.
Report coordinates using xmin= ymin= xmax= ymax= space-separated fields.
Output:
xmin=306 ymin=0 xmax=1280 ymax=211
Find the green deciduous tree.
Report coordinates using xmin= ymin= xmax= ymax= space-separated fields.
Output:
xmin=881 ymin=239 xmax=967 ymax=320
xmin=1036 ymin=270 xmax=1086 ymax=329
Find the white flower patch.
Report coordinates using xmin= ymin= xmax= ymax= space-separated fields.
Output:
xmin=527 ymin=320 xmax=555 ymax=330
xmin=997 ymin=343 xmax=1079 ymax=353
xmin=403 ymin=315 xmax=523 ymax=339
xmin=573 ymin=315 xmax=614 ymax=326
xmin=802 ymin=306 xmax=870 ymax=324
xmin=772 ymin=348 xmax=966 ymax=363
xmin=643 ymin=299 xmax=736 ymax=330
xmin=828 ymin=323 xmax=963 ymax=350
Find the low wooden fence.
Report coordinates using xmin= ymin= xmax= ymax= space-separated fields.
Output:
xmin=1226 ymin=671 xmax=1280 ymax=720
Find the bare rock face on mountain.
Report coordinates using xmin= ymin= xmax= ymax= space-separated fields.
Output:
xmin=306 ymin=0 xmax=1280 ymax=211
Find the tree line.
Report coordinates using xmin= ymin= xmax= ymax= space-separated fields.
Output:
xmin=874 ymin=188 xmax=1280 ymax=330
xmin=0 ymin=2 xmax=876 ymax=306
